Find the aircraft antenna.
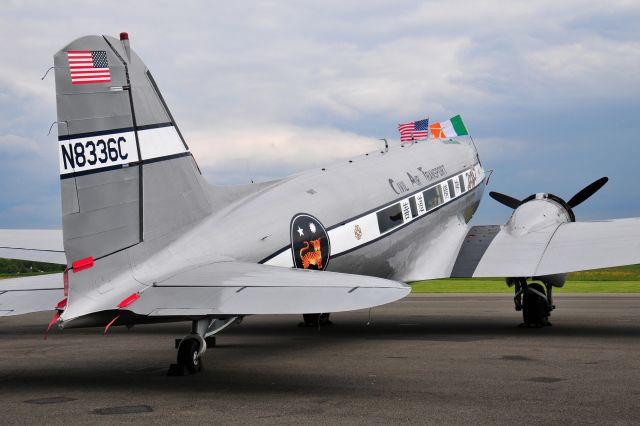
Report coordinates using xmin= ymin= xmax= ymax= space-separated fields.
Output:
xmin=470 ymin=134 xmax=479 ymax=155
xmin=245 ymin=159 xmax=254 ymax=184
xmin=378 ymin=138 xmax=388 ymax=153
xmin=464 ymin=120 xmax=480 ymax=163
xmin=47 ymin=120 xmax=67 ymax=136
xmin=40 ymin=67 xmax=54 ymax=80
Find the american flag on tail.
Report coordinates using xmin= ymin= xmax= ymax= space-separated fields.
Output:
xmin=67 ymin=51 xmax=111 ymax=85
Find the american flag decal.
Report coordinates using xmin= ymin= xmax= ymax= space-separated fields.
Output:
xmin=67 ymin=51 xmax=111 ymax=85
xmin=398 ymin=118 xmax=429 ymax=142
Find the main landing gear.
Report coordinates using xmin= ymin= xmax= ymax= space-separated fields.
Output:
xmin=168 ymin=316 xmax=240 ymax=376
xmin=508 ymin=278 xmax=555 ymax=328
xmin=298 ymin=313 xmax=332 ymax=328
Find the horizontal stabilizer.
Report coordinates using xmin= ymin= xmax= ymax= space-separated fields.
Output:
xmin=452 ymin=218 xmax=640 ymax=277
xmin=0 ymin=274 xmax=63 ymax=316
xmin=0 ymin=229 xmax=65 ymax=264
xmin=127 ymin=262 xmax=410 ymax=316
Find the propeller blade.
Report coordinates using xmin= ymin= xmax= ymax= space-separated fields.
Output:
xmin=567 ymin=177 xmax=609 ymax=208
xmin=489 ymin=191 xmax=521 ymax=209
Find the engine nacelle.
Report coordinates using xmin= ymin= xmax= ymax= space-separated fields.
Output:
xmin=506 ymin=193 xmax=573 ymax=237
xmin=505 ymin=193 xmax=572 ymax=288
xmin=533 ymin=273 xmax=567 ymax=288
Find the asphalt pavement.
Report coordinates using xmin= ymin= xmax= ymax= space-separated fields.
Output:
xmin=1 ymin=294 xmax=639 ymax=425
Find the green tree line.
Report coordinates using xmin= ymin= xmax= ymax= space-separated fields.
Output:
xmin=0 ymin=258 xmax=65 ymax=275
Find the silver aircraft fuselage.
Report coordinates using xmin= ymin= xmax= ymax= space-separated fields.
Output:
xmin=127 ymin=139 xmax=485 ymax=286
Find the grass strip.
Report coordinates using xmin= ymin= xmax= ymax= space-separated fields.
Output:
xmin=411 ymin=279 xmax=640 ymax=293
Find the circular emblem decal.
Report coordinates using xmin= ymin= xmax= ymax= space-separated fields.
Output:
xmin=290 ymin=213 xmax=330 ymax=270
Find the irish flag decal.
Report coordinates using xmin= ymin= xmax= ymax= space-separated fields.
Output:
xmin=429 ymin=115 xmax=469 ymax=139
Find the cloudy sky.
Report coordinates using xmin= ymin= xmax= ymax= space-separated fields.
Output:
xmin=1 ymin=0 xmax=639 ymax=228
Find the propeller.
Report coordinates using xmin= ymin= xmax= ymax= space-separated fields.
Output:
xmin=489 ymin=177 xmax=609 ymax=211
xmin=567 ymin=176 xmax=608 ymax=208
xmin=489 ymin=191 xmax=521 ymax=209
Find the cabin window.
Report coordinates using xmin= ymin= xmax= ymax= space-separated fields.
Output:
xmin=458 ymin=174 xmax=466 ymax=193
xmin=423 ymin=186 xmax=444 ymax=210
xmin=377 ymin=203 xmax=404 ymax=233
xmin=448 ymin=179 xmax=456 ymax=198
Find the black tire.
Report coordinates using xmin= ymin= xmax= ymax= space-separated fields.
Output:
xmin=522 ymin=283 xmax=548 ymax=327
xmin=177 ymin=338 xmax=201 ymax=373
xmin=302 ymin=313 xmax=318 ymax=325
xmin=318 ymin=313 xmax=332 ymax=326
xmin=302 ymin=313 xmax=332 ymax=326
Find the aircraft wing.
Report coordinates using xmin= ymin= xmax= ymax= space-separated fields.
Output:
xmin=451 ymin=218 xmax=640 ymax=278
xmin=0 ymin=229 xmax=65 ymax=264
xmin=127 ymin=261 xmax=411 ymax=316
xmin=0 ymin=273 xmax=63 ymax=316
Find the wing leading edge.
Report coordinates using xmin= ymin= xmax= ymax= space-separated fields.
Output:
xmin=451 ymin=218 xmax=640 ymax=278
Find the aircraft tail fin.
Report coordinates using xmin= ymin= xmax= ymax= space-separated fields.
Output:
xmin=54 ymin=34 xmax=211 ymax=264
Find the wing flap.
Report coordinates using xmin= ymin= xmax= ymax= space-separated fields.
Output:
xmin=471 ymin=225 xmax=556 ymax=277
xmin=129 ymin=262 xmax=410 ymax=316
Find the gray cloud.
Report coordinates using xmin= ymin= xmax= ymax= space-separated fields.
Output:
xmin=0 ymin=0 xmax=639 ymax=228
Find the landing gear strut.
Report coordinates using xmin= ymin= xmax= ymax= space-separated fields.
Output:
xmin=168 ymin=316 xmax=240 ymax=376
xmin=508 ymin=278 xmax=554 ymax=328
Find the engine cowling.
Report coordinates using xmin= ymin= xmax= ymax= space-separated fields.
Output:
xmin=506 ymin=193 xmax=573 ymax=237
xmin=504 ymin=193 xmax=572 ymax=287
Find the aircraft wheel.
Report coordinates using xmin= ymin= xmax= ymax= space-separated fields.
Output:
xmin=521 ymin=283 xmax=549 ymax=327
xmin=318 ymin=313 xmax=332 ymax=326
xmin=178 ymin=338 xmax=202 ymax=373
xmin=299 ymin=313 xmax=332 ymax=327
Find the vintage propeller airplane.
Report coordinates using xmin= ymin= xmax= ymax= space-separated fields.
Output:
xmin=1 ymin=33 xmax=639 ymax=375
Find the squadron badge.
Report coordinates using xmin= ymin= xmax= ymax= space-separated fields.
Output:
xmin=290 ymin=213 xmax=330 ymax=270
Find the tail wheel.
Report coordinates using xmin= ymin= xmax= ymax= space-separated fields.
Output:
xmin=177 ymin=338 xmax=201 ymax=373
xmin=522 ymin=283 xmax=550 ymax=327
